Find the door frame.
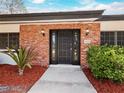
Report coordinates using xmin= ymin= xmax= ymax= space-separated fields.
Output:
xmin=49 ymin=29 xmax=80 ymax=65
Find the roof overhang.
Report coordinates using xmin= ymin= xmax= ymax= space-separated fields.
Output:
xmin=0 ymin=18 xmax=99 ymax=24
xmin=97 ymin=15 xmax=124 ymax=21
xmin=0 ymin=10 xmax=104 ymax=23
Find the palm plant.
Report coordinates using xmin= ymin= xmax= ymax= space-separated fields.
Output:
xmin=7 ymin=47 xmax=37 ymax=75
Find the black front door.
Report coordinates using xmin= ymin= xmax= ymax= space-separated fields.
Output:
xmin=50 ymin=29 xmax=80 ymax=65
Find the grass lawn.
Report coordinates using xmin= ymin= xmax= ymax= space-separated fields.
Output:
xmin=0 ymin=65 xmax=47 ymax=93
xmin=83 ymin=67 xmax=124 ymax=93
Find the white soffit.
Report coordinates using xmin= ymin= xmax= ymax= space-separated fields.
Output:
xmin=0 ymin=18 xmax=98 ymax=24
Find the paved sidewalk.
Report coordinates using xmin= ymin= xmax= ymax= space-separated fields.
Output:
xmin=28 ymin=65 xmax=97 ymax=93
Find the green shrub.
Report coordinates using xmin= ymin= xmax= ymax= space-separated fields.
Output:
xmin=88 ymin=45 xmax=124 ymax=83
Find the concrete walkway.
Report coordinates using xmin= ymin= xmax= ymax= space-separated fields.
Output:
xmin=28 ymin=65 xmax=97 ymax=93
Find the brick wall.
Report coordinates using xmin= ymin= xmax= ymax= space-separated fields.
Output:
xmin=20 ymin=23 xmax=100 ymax=67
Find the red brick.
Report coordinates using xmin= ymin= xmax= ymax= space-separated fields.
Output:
xmin=20 ymin=23 xmax=100 ymax=67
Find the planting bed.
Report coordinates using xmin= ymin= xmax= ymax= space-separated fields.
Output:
xmin=83 ymin=67 xmax=124 ymax=93
xmin=0 ymin=64 xmax=47 ymax=93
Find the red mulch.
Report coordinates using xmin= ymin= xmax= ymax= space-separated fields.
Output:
xmin=2 ymin=64 xmax=124 ymax=93
xmin=83 ymin=67 xmax=124 ymax=93
xmin=0 ymin=64 xmax=47 ymax=93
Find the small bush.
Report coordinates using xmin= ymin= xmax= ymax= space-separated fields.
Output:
xmin=7 ymin=47 xmax=37 ymax=75
xmin=88 ymin=45 xmax=124 ymax=83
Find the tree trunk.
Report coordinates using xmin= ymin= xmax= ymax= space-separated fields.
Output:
xmin=18 ymin=68 xmax=24 ymax=76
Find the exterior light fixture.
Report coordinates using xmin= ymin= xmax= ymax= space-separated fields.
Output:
xmin=85 ymin=28 xmax=90 ymax=36
xmin=39 ymin=29 xmax=45 ymax=36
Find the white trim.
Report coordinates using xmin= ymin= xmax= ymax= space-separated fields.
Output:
xmin=101 ymin=30 xmax=124 ymax=32
xmin=0 ymin=32 xmax=19 ymax=33
xmin=0 ymin=49 xmax=15 ymax=52
xmin=0 ymin=49 xmax=8 ymax=52
xmin=0 ymin=18 xmax=98 ymax=24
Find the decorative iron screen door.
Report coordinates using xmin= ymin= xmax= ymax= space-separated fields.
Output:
xmin=58 ymin=30 xmax=73 ymax=64
xmin=50 ymin=29 xmax=80 ymax=65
